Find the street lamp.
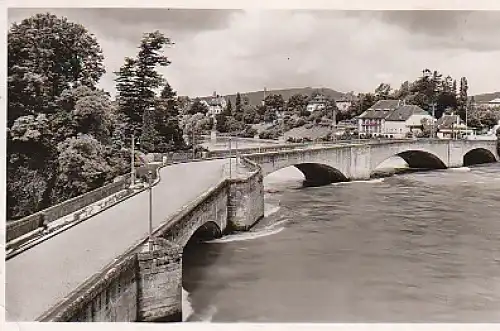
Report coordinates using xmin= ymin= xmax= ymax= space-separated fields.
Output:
xmin=147 ymin=170 xmax=153 ymax=252
xmin=130 ymin=127 xmax=138 ymax=189
xmin=228 ymin=136 xmax=232 ymax=179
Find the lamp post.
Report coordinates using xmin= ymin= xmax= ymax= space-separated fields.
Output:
xmin=148 ymin=170 xmax=153 ymax=252
xmin=228 ymin=136 xmax=232 ymax=179
xmin=130 ymin=131 xmax=136 ymax=189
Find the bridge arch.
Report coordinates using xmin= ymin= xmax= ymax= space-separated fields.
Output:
xmin=183 ymin=220 xmax=222 ymax=247
xmin=293 ymin=163 xmax=349 ymax=186
xmin=463 ymin=148 xmax=498 ymax=166
xmin=395 ymin=150 xmax=447 ymax=170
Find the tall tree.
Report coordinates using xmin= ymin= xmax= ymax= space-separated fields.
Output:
xmin=374 ymin=83 xmax=392 ymax=100
xmin=224 ymin=99 xmax=233 ymax=116
xmin=8 ymin=13 xmax=105 ymax=125
xmin=235 ymin=92 xmax=242 ymax=114
xmin=286 ymin=93 xmax=309 ymax=114
xmin=188 ymin=98 xmax=209 ymax=115
xmin=115 ymin=30 xmax=173 ymax=151
xmin=457 ymin=77 xmax=469 ymax=121
xmin=7 ymin=13 xmax=107 ymax=218
xmin=154 ymin=83 xmax=184 ymax=151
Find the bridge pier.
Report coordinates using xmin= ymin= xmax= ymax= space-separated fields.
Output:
xmin=137 ymin=238 xmax=182 ymax=322
xmin=227 ymin=172 xmax=265 ymax=231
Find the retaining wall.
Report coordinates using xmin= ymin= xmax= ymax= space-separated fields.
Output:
xmin=6 ymin=176 xmax=131 ymax=242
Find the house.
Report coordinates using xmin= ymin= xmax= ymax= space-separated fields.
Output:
xmin=335 ymin=96 xmax=354 ymax=113
xmin=436 ymin=114 xmax=468 ymax=139
xmin=306 ymin=95 xmax=329 ymax=112
xmin=206 ymin=92 xmax=227 ymax=117
xmin=384 ymin=104 xmax=434 ymax=138
xmin=357 ymin=100 xmax=402 ymax=136
xmin=357 ymin=100 xmax=435 ymax=138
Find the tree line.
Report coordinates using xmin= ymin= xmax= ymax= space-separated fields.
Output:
xmin=7 ymin=13 xmax=185 ymax=220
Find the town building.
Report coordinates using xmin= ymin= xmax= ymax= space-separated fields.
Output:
xmin=357 ymin=100 xmax=401 ymax=136
xmin=206 ymin=91 xmax=227 ymax=117
xmin=384 ymin=104 xmax=434 ymax=138
xmin=306 ymin=95 xmax=329 ymax=112
xmin=436 ymin=114 xmax=469 ymax=139
xmin=357 ymin=100 xmax=435 ymax=138
xmin=335 ymin=96 xmax=354 ymax=113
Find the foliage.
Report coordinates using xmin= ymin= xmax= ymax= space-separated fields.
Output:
xmin=52 ymin=134 xmax=113 ymax=203
xmin=154 ymin=83 xmax=185 ymax=151
xmin=8 ymin=13 xmax=105 ymax=125
xmin=188 ymin=98 xmax=209 ymax=115
xmin=115 ymin=31 xmax=174 ymax=151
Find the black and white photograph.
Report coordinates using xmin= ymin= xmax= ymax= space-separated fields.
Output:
xmin=4 ymin=2 xmax=500 ymax=325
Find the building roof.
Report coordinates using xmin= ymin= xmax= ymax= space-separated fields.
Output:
xmin=358 ymin=109 xmax=392 ymax=119
xmin=358 ymin=100 xmax=402 ymax=119
xmin=384 ymin=105 xmax=428 ymax=122
xmin=207 ymin=96 xmax=226 ymax=107
xmin=487 ymin=98 xmax=500 ymax=103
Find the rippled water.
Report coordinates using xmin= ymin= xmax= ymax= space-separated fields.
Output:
xmin=182 ymin=159 xmax=500 ymax=322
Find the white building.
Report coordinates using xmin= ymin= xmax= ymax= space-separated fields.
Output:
xmin=335 ymin=97 xmax=353 ymax=113
xmin=206 ymin=92 xmax=227 ymax=117
xmin=384 ymin=105 xmax=434 ymax=138
xmin=357 ymin=100 xmax=435 ymax=138
xmin=357 ymin=100 xmax=401 ymax=136
xmin=306 ymin=95 xmax=329 ymax=112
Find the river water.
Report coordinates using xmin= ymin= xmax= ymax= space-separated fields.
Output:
xmin=182 ymin=158 xmax=500 ymax=322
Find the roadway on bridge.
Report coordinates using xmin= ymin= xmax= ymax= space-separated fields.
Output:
xmin=6 ymin=159 xmax=228 ymax=321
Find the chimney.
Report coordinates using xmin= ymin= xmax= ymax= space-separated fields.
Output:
xmin=213 ymin=91 xmax=217 ymax=97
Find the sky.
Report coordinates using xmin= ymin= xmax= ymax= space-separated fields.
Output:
xmin=7 ymin=8 xmax=500 ymax=98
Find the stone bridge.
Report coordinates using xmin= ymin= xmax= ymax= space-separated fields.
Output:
xmin=17 ymin=139 xmax=498 ymax=323
xmin=245 ymin=139 xmax=499 ymax=185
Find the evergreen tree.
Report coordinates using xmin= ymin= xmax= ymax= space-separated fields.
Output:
xmin=457 ymin=77 xmax=469 ymax=121
xmin=154 ymin=83 xmax=184 ymax=151
xmin=114 ymin=30 xmax=173 ymax=151
xmin=224 ymin=99 xmax=233 ymax=116
xmin=235 ymin=92 xmax=242 ymax=114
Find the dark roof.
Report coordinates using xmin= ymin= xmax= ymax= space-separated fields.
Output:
xmin=369 ymin=100 xmax=402 ymax=111
xmin=437 ymin=114 xmax=461 ymax=128
xmin=358 ymin=100 xmax=402 ymax=119
xmin=358 ymin=109 xmax=391 ymax=119
xmin=385 ymin=105 xmax=428 ymax=121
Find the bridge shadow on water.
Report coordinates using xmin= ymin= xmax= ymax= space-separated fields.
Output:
xmin=182 ymin=223 xmax=227 ymax=319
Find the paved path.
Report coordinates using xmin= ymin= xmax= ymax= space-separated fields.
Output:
xmin=6 ymin=159 xmax=228 ymax=321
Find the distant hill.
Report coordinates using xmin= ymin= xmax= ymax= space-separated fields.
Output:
xmin=196 ymin=87 xmax=346 ymax=106
xmin=472 ymin=92 xmax=500 ymax=103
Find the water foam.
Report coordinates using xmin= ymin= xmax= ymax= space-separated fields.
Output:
xmin=182 ymin=288 xmax=194 ymax=321
xmin=182 ymin=287 xmax=218 ymax=322
xmin=331 ymin=178 xmax=385 ymax=186
xmin=264 ymin=204 xmax=281 ymax=217
xmin=208 ymin=219 xmax=288 ymax=244
xmin=449 ymin=167 xmax=471 ymax=172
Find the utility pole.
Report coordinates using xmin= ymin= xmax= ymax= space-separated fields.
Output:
xmin=192 ymin=128 xmax=195 ymax=159
xmin=465 ymin=103 xmax=468 ymax=140
xmin=148 ymin=170 xmax=153 ymax=252
xmin=228 ymin=136 xmax=232 ymax=179
xmin=130 ymin=132 xmax=136 ymax=188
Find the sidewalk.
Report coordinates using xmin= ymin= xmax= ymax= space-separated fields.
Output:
xmin=6 ymin=167 xmax=162 ymax=257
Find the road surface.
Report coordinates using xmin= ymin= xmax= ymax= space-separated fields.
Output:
xmin=6 ymin=159 xmax=228 ymax=321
